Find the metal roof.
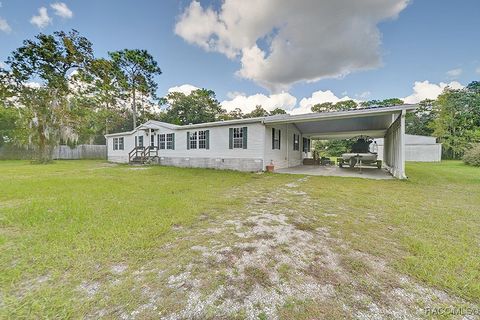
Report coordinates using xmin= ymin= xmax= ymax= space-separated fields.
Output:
xmin=263 ymin=104 xmax=417 ymax=124
xmin=105 ymin=104 xmax=417 ymax=138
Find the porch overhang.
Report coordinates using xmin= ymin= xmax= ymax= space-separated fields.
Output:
xmin=263 ymin=105 xmax=417 ymax=179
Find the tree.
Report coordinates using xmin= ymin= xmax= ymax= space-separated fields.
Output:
xmin=160 ymin=89 xmax=224 ymax=125
xmin=313 ymin=139 xmax=354 ymax=157
xmin=311 ymin=100 xmax=357 ymax=113
xmin=72 ymin=57 xmax=131 ymax=144
xmin=269 ymin=107 xmax=287 ymax=115
xmin=2 ymin=30 xmax=94 ymax=163
xmin=432 ymin=83 xmax=480 ymax=159
xmin=405 ymin=99 xmax=436 ymax=136
xmin=244 ymin=105 xmax=269 ymax=118
xmin=109 ymin=49 xmax=162 ymax=129
xmin=218 ymin=107 xmax=244 ymax=120
xmin=334 ymin=100 xmax=358 ymax=111
xmin=0 ymin=104 xmax=22 ymax=147
xmin=379 ymin=98 xmax=404 ymax=106
xmin=311 ymin=102 xmax=334 ymax=112
xmin=360 ymin=98 xmax=404 ymax=108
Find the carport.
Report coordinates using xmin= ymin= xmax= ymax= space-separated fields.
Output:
xmin=264 ymin=105 xmax=417 ymax=179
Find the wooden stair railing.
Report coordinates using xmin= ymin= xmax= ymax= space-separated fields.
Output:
xmin=129 ymin=146 xmax=158 ymax=164
xmin=128 ymin=146 xmax=145 ymax=163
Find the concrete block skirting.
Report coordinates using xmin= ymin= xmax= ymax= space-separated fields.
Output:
xmin=156 ymin=156 xmax=264 ymax=172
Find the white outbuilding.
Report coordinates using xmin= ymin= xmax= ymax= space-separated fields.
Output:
xmin=374 ymin=134 xmax=442 ymax=162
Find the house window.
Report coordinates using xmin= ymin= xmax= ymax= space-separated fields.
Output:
xmin=303 ymin=137 xmax=311 ymax=153
xmin=198 ymin=130 xmax=207 ymax=149
xmin=272 ymin=128 xmax=281 ymax=150
xmin=293 ymin=134 xmax=299 ymax=151
xmin=229 ymin=127 xmax=247 ymax=149
xmin=166 ymin=133 xmax=174 ymax=150
xmin=158 ymin=134 xmax=166 ymax=149
xmin=189 ymin=131 xmax=197 ymax=149
xmin=113 ymin=137 xmax=124 ymax=150
xmin=136 ymin=136 xmax=143 ymax=147
xmin=233 ymin=128 xmax=243 ymax=148
xmin=187 ymin=130 xmax=209 ymax=150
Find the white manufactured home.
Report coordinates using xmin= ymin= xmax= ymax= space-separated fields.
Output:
xmin=105 ymin=105 xmax=416 ymax=179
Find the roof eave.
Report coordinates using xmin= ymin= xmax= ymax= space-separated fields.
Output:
xmin=263 ymin=105 xmax=417 ymax=124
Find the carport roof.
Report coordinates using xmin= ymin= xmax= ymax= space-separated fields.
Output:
xmin=263 ymin=104 xmax=417 ymax=139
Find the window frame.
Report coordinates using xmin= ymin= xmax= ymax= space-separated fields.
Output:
xmin=113 ymin=137 xmax=124 ymax=151
xmin=233 ymin=127 xmax=243 ymax=149
xmin=272 ymin=128 xmax=281 ymax=150
xmin=136 ymin=136 xmax=144 ymax=148
xmin=293 ymin=133 xmax=299 ymax=151
xmin=198 ymin=130 xmax=207 ymax=149
xmin=150 ymin=134 xmax=155 ymax=147
xmin=158 ymin=134 xmax=166 ymax=149
xmin=189 ymin=131 xmax=197 ymax=149
xmin=166 ymin=133 xmax=174 ymax=150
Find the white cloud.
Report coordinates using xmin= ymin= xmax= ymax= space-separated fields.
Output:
xmin=167 ymin=84 xmax=200 ymax=95
xmin=291 ymin=90 xmax=356 ymax=114
xmin=175 ymin=0 xmax=409 ymax=91
xmin=446 ymin=68 xmax=462 ymax=78
xmin=226 ymin=91 xmax=246 ymax=99
xmin=0 ymin=17 xmax=11 ymax=33
xmin=402 ymin=80 xmax=463 ymax=104
xmin=357 ymin=91 xmax=371 ymax=99
xmin=50 ymin=2 xmax=73 ymax=19
xmin=221 ymin=92 xmax=297 ymax=113
xmin=30 ymin=7 xmax=52 ymax=29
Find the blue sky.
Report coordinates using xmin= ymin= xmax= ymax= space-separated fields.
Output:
xmin=1 ymin=0 xmax=479 ymax=114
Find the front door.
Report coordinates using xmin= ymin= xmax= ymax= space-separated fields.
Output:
xmin=150 ymin=134 xmax=155 ymax=147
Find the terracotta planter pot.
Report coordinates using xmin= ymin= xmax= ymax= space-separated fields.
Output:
xmin=266 ymin=164 xmax=275 ymax=172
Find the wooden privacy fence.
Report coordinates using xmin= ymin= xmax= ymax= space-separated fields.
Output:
xmin=52 ymin=145 xmax=107 ymax=160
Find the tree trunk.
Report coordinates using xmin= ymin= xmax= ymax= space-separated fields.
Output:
xmin=132 ymin=87 xmax=137 ymax=129
xmin=37 ymin=123 xmax=50 ymax=163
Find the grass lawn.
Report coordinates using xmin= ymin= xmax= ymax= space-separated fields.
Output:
xmin=0 ymin=160 xmax=479 ymax=318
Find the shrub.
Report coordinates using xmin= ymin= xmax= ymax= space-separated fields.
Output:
xmin=463 ymin=144 xmax=480 ymax=167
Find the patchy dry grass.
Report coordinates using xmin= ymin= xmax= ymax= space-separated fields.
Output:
xmin=0 ymin=160 xmax=479 ymax=319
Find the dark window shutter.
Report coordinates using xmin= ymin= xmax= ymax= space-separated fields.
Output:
xmin=278 ymin=129 xmax=281 ymax=150
xmin=302 ymin=137 xmax=306 ymax=152
xmin=186 ymin=132 xmax=190 ymax=150
xmin=272 ymin=128 xmax=275 ymax=149
xmin=293 ymin=134 xmax=295 ymax=150
xmin=206 ymin=130 xmax=210 ymax=149
xmin=157 ymin=134 xmax=160 ymax=148
xmin=229 ymin=128 xmax=233 ymax=149
xmin=172 ymin=133 xmax=175 ymax=150
xmin=242 ymin=127 xmax=248 ymax=149
xmin=135 ymin=136 xmax=138 ymax=147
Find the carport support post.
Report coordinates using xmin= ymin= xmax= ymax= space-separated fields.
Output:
xmin=397 ymin=110 xmax=406 ymax=179
xmin=384 ymin=110 xmax=407 ymax=179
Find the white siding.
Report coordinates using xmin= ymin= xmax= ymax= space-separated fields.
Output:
xmin=264 ymin=124 xmax=302 ymax=169
xmin=106 ymin=132 xmax=137 ymax=163
xmin=377 ymin=145 xmax=442 ymax=162
xmin=153 ymin=123 xmax=264 ymax=159
xmin=375 ymin=134 xmax=442 ymax=162
xmin=106 ymin=122 xmax=265 ymax=166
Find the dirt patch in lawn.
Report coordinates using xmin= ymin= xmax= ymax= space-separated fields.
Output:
xmin=84 ymin=176 xmax=476 ymax=319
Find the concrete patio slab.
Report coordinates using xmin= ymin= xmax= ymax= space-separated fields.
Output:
xmin=275 ymin=165 xmax=394 ymax=180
